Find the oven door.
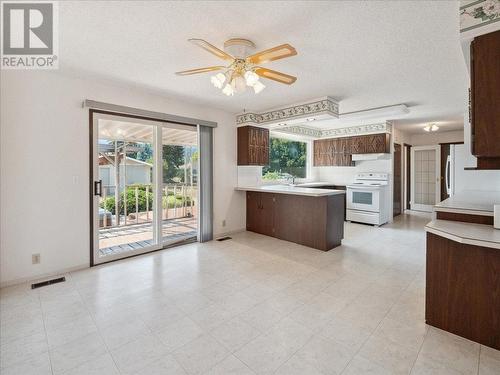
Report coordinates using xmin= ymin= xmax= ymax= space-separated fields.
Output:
xmin=347 ymin=186 xmax=380 ymax=212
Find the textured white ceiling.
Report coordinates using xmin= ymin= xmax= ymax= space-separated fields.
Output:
xmin=59 ymin=1 xmax=468 ymax=132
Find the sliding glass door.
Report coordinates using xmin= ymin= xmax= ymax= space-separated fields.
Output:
xmin=91 ymin=112 xmax=199 ymax=265
xmin=161 ymin=125 xmax=198 ymax=246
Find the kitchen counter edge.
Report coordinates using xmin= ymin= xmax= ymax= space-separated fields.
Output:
xmin=425 ymin=219 xmax=500 ymax=250
xmin=235 ymin=186 xmax=346 ymax=197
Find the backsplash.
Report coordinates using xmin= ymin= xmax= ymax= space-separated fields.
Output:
xmin=314 ymin=158 xmax=392 ymax=186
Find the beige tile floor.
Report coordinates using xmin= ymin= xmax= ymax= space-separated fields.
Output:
xmin=1 ymin=211 xmax=498 ymax=375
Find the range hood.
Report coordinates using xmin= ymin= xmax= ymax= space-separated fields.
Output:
xmin=351 ymin=153 xmax=386 ymax=161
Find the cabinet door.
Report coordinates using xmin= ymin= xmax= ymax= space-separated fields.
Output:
xmin=366 ymin=134 xmax=389 ymax=153
xmin=274 ymin=194 xmax=299 ymax=243
xmin=471 ymin=30 xmax=500 ymax=157
xmin=313 ymin=140 xmax=321 ymax=166
xmin=239 ymin=126 xmax=270 ymax=166
xmin=314 ymin=139 xmax=331 ymax=166
xmin=248 ymin=127 xmax=259 ymax=146
xmin=246 ymin=192 xmax=261 ymax=232
xmin=246 ymin=192 xmax=275 ymax=236
xmin=339 ymin=138 xmax=353 ymax=166
xmin=259 ymin=128 xmax=270 ymax=165
xmin=248 ymin=145 xmax=258 ymax=165
xmin=259 ymin=193 xmax=276 ymax=236
xmin=350 ymin=136 xmax=367 ymax=154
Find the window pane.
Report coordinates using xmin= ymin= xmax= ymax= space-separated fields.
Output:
xmin=262 ymin=137 xmax=307 ymax=180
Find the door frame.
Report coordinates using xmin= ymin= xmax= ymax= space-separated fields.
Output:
xmin=89 ymin=109 xmax=199 ymax=266
xmin=403 ymin=143 xmax=412 ymax=210
xmin=393 ymin=143 xmax=402 ymax=217
xmin=410 ymin=145 xmax=441 ymax=212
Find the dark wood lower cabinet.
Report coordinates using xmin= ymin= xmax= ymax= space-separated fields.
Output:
xmin=426 ymin=232 xmax=500 ymax=350
xmin=246 ymin=191 xmax=345 ymax=251
xmin=246 ymin=191 xmax=274 ymax=236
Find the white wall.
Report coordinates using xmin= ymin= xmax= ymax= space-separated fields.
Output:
xmin=314 ymin=158 xmax=392 ymax=186
xmin=409 ymin=130 xmax=464 ymax=146
xmin=0 ymin=70 xmax=245 ymax=286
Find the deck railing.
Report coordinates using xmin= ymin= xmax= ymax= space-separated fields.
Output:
xmin=99 ymin=183 xmax=196 ymax=229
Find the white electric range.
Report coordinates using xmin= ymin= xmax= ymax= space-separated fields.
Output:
xmin=346 ymin=172 xmax=390 ymax=226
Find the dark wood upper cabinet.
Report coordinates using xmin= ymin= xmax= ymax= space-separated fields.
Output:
xmin=313 ymin=139 xmax=335 ymax=166
xmin=470 ymin=30 xmax=500 ymax=168
xmin=350 ymin=136 xmax=367 ymax=154
xmin=238 ymin=126 xmax=269 ymax=166
xmin=313 ymin=133 xmax=389 ymax=167
xmin=365 ymin=133 xmax=391 ymax=153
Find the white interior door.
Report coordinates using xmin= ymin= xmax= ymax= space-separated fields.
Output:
xmin=410 ymin=145 xmax=441 ymax=212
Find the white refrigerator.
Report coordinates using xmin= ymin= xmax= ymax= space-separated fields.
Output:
xmin=445 ymin=143 xmax=466 ymax=196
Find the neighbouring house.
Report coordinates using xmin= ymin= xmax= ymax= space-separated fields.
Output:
xmin=98 ymin=155 xmax=152 ymax=189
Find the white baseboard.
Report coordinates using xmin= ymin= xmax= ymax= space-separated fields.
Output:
xmin=214 ymin=228 xmax=246 ymax=239
xmin=0 ymin=263 xmax=89 ymax=289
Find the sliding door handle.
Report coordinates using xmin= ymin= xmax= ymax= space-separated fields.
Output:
xmin=94 ymin=180 xmax=102 ymax=197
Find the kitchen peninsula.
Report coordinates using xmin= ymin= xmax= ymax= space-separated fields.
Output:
xmin=236 ymin=185 xmax=346 ymax=251
xmin=425 ymin=191 xmax=500 ymax=350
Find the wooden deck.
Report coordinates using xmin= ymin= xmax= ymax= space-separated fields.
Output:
xmin=98 ymin=216 xmax=197 ymax=257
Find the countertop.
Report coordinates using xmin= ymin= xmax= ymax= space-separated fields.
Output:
xmin=235 ymin=185 xmax=346 ymax=197
xmin=434 ymin=190 xmax=500 ymax=216
xmin=425 ymin=219 xmax=500 ymax=250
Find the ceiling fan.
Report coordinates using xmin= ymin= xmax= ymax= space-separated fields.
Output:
xmin=175 ymin=38 xmax=297 ymax=96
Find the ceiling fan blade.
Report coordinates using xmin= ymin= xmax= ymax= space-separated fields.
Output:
xmin=188 ymin=39 xmax=234 ymax=61
xmin=247 ymin=43 xmax=297 ymax=64
xmin=175 ymin=66 xmax=225 ymax=76
xmin=255 ymin=67 xmax=297 ymax=85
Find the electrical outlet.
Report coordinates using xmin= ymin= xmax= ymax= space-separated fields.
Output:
xmin=222 ymin=220 xmax=226 ymax=227
xmin=32 ymin=254 xmax=40 ymax=264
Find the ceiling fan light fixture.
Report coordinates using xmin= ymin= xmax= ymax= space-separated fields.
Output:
xmin=210 ymin=73 xmax=226 ymax=89
xmin=234 ymin=75 xmax=247 ymax=92
xmin=244 ymin=70 xmax=259 ymax=86
xmin=176 ymin=38 xmax=296 ymax=96
xmin=253 ymin=80 xmax=266 ymax=94
xmin=222 ymin=83 xmax=234 ymax=96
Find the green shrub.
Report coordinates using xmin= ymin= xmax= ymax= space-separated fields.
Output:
xmin=100 ymin=185 xmax=193 ymax=215
xmin=262 ymin=171 xmax=281 ymax=180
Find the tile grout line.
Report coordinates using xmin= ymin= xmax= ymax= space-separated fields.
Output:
xmin=72 ymin=274 xmax=123 ymax=375
xmin=338 ymin=271 xmax=419 ymax=375
xmin=476 ymin=345 xmax=481 ymax=375
xmin=407 ymin=325 xmax=428 ymax=374
xmin=38 ymin=290 xmax=55 ymax=375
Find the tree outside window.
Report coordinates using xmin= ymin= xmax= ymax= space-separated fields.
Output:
xmin=262 ymin=137 xmax=307 ymax=180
